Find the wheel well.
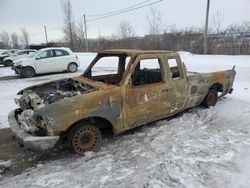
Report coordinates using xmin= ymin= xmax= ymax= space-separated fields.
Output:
xmin=210 ymin=82 xmax=223 ymax=92
xmin=66 ymin=117 xmax=114 ymax=136
xmin=22 ymin=66 xmax=36 ymax=73
xmin=68 ymin=62 xmax=78 ymax=67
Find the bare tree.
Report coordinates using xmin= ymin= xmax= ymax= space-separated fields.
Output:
xmin=61 ymin=0 xmax=75 ymax=50
xmin=0 ymin=31 xmax=10 ymax=48
xmin=74 ymin=21 xmax=86 ymax=51
xmin=211 ymin=11 xmax=224 ymax=33
xmin=11 ymin=32 xmax=19 ymax=48
xmin=117 ymin=21 xmax=135 ymax=39
xmin=21 ymin=28 xmax=30 ymax=48
xmin=146 ymin=7 xmax=163 ymax=35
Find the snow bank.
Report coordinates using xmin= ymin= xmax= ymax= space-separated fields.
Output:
xmin=1 ymin=99 xmax=250 ymax=187
xmin=0 ymin=160 xmax=12 ymax=178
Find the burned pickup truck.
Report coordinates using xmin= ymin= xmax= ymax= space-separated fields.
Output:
xmin=8 ymin=50 xmax=236 ymax=154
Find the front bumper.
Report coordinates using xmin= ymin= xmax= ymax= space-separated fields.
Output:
xmin=8 ymin=109 xmax=60 ymax=151
xmin=12 ymin=65 xmax=23 ymax=74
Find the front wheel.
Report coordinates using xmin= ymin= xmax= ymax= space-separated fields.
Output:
xmin=202 ymin=89 xmax=218 ymax=107
xmin=21 ymin=67 xmax=35 ymax=78
xmin=69 ymin=123 xmax=102 ymax=155
xmin=3 ymin=60 xmax=12 ymax=67
xmin=67 ymin=63 xmax=78 ymax=73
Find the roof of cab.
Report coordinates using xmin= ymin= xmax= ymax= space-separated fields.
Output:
xmin=99 ymin=49 xmax=176 ymax=56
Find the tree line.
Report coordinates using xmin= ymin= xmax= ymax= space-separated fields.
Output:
xmin=0 ymin=28 xmax=30 ymax=49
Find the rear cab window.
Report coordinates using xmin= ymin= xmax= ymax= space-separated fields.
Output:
xmin=167 ymin=57 xmax=182 ymax=79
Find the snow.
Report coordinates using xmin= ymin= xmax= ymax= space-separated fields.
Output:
xmin=0 ymin=52 xmax=250 ymax=187
xmin=0 ymin=160 xmax=12 ymax=178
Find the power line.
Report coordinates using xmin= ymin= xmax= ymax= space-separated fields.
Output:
xmin=86 ymin=0 xmax=152 ymax=18
xmin=86 ymin=0 xmax=163 ymax=22
xmin=35 ymin=0 xmax=163 ymax=32
xmin=71 ymin=0 xmax=163 ymax=24
xmin=28 ymin=0 xmax=164 ymax=43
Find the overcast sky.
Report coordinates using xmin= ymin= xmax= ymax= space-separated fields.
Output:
xmin=0 ymin=0 xmax=249 ymax=44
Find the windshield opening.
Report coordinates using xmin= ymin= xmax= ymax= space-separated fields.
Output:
xmin=28 ymin=49 xmax=42 ymax=58
xmin=1 ymin=52 xmax=9 ymax=56
xmin=83 ymin=53 xmax=131 ymax=85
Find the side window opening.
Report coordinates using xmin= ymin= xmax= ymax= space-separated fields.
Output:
xmin=55 ymin=49 xmax=69 ymax=57
xmin=131 ymin=58 xmax=163 ymax=86
xmin=37 ymin=50 xmax=53 ymax=59
xmin=18 ymin=51 xmax=25 ymax=55
xmin=168 ymin=58 xmax=181 ymax=79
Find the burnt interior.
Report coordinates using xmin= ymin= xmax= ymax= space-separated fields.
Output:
xmin=131 ymin=62 xmax=162 ymax=86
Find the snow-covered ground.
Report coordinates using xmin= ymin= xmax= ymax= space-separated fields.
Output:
xmin=0 ymin=52 xmax=250 ymax=187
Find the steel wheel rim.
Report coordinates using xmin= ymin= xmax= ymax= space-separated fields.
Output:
xmin=72 ymin=126 xmax=98 ymax=154
xmin=207 ymin=92 xmax=216 ymax=106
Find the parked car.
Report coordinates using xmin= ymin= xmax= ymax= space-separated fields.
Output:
xmin=12 ymin=47 xmax=80 ymax=78
xmin=0 ymin=49 xmax=19 ymax=65
xmin=3 ymin=49 xmax=36 ymax=66
xmin=8 ymin=49 xmax=236 ymax=154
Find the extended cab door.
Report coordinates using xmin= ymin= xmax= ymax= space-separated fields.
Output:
xmin=35 ymin=50 xmax=56 ymax=73
xmin=122 ymin=54 xmax=173 ymax=129
xmin=165 ymin=55 xmax=189 ymax=112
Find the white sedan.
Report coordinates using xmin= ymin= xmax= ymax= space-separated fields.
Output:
xmin=12 ymin=47 xmax=80 ymax=78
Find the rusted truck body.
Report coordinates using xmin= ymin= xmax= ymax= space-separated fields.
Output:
xmin=8 ymin=50 xmax=236 ymax=154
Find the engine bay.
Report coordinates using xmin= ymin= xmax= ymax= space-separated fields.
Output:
xmin=16 ymin=79 xmax=95 ymax=110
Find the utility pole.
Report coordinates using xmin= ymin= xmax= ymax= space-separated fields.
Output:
xmin=44 ymin=26 xmax=48 ymax=45
xmin=84 ymin=14 xmax=88 ymax=52
xmin=204 ymin=0 xmax=211 ymax=54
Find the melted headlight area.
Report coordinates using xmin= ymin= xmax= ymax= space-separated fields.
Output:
xmin=14 ymin=79 xmax=95 ymax=135
xmin=15 ymin=109 xmax=48 ymax=135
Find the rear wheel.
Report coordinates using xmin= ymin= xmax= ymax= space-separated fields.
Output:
xmin=3 ymin=60 xmax=12 ymax=67
xmin=69 ymin=123 xmax=102 ymax=155
xmin=202 ymin=89 xmax=218 ymax=107
xmin=67 ymin=63 xmax=78 ymax=73
xmin=21 ymin=67 xmax=35 ymax=78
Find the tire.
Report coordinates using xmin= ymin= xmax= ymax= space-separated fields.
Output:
xmin=202 ymin=89 xmax=218 ymax=107
xmin=67 ymin=63 xmax=78 ymax=73
xmin=21 ymin=67 xmax=35 ymax=78
xmin=69 ymin=123 xmax=102 ymax=155
xmin=3 ymin=60 xmax=12 ymax=67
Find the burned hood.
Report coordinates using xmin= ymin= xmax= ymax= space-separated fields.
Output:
xmin=16 ymin=76 xmax=103 ymax=110
xmin=17 ymin=76 xmax=111 ymax=95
